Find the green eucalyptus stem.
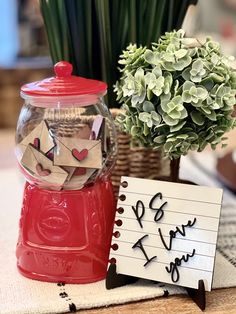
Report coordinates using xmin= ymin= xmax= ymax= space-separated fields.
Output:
xmin=129 ymin=0 xmax=137 ymax=43
xmin=152 ymin=0 xmax=166 ymax=43
xmin=40 ymin=0 xmax=63 ymax=61
xmin=167 ymin=0 xmax=174 ymax=31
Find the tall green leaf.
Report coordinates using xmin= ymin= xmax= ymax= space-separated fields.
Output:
xmin=39 ymin=0 xmax=198 ymax=108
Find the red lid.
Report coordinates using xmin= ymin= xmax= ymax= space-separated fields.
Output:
xmin=21 ymin=61 xmax=107 ymax=97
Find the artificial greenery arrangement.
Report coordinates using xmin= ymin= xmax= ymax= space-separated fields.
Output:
xmin=115 ymin=30 xmax=236 ymax=180
xmin=40 ymin=0 xmax=197 ymax=108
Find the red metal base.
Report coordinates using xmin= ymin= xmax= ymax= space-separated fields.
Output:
xmin=16 ymin=179 xmax=116 ymax=283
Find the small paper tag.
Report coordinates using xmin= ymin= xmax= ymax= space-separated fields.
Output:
xmin=109 ymin=176 xmax=223 ymax=292
xmin=89 ymin=115 xmax=104 ymax=140
xmin=21 ymin=144 xmax=68 ymax=187
xmin=54 ymin=137 xmax=102 ymax=169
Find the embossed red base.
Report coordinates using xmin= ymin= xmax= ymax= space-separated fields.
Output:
xmin=16 ymin=179 xmax=116 ymax=283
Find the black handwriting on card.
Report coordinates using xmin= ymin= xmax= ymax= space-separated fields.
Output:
xmin=131 ymin=192 xmax=167 ymax=229
xmin=132 ymin=235 xmax=157 ymax=267
xmin=158 ymin=218 xmax=197 ymax=251
xmin=149 ymin=192 xmax=167 ymax=222
xmin=130 ymin=193 xmax=197 ymax=281
xmin=166 ymin=249 xmax=196 ymax=282
xmin=131 ymin=200 xmax=145 ymax=229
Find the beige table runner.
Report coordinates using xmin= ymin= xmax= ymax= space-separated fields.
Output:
xmin=0 ymin=152 xmax=236 ymax=314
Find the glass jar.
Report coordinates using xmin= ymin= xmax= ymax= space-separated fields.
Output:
xmin=15 ymin=61 xmax=117 ymax=191
xmin=15 ymin=61 xmax=117 ymax=283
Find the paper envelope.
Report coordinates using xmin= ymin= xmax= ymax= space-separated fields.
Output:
xmin=18 ymin=120 xmax=55 ymax=154
xmin=21 ymin=144 xmax=68 ymax=187
xmin=63 ymin=166 xmax=76 ymax=181
xmin=63 ymin=168 xmax=96 ymax=190
xmin=54 ymin=137 xmax=102 ymax=169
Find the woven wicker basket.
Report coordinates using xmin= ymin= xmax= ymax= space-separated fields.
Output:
xmin=110 ymin=109 xmax=170 ymax=197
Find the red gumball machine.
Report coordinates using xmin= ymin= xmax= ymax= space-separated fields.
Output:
xmin=15 ymin=61 xmax=117 ymax=283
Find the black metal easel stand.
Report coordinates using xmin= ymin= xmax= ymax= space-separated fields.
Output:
xmin=106 ymin=264 xmax=206 ymax=311
xmin=186 ymin=280 xmax=206 ymax=311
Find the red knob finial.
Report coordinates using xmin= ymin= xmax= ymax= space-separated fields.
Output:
xmin=54 ymin=61 xmax=73 ymax=78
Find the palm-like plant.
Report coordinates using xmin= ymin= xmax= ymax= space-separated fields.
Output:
xmin=40 ymin=0 xmax=198 ymax=107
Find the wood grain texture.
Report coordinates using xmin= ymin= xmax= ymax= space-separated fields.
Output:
xmin=79 ymin=288 xmax=236 ymax=314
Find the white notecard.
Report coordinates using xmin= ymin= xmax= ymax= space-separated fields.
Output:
xmin=109 ymin=176 xmax=223 ymax=291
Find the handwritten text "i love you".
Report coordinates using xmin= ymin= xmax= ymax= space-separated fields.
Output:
xmin=131 ymin=193 xmax=197 ymax=283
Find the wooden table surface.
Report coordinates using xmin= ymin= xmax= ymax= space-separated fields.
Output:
xmin=1 ymin=129 xmax=236 ymax=314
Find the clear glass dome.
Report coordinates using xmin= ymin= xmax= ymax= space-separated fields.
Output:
xmin=16 ymin=94 xmax=117 ymax=191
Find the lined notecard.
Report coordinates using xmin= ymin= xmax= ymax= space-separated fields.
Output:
xmin=109 ymin=176 xmax=223 ymax=291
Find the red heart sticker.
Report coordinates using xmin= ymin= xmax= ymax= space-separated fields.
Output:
xmin=46 ymin=151 xmax=54 ymax=160
xmin=36 ymin=163 xmax=51 ymax=176
xmin=33 ymin=138 xmax=40 ymax=150
xmin=74 ymin=167 xmax=87 ymax=176
xmin=72 ymin=148 xmax=88 ymax=161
